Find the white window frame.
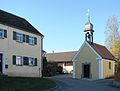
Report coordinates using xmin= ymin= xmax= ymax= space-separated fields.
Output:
xmin=29 ymin=57 xmax=35 ymax=66
xmin=29 ymin=36 xmax=34 ymax=45
xmin=16 ymin=33 xmax=23 ymax=42
xmin=16 ymin=56 xmax=23 ymax=65
xmin=0 ymin=29 xmax=4 ymax=39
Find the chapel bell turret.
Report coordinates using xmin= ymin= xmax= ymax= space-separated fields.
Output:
xmin=84 ymin=9 xmax=94 ymax=44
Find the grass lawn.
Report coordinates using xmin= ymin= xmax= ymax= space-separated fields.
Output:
xmin=0 ymin=77 xmax=56 ymax=91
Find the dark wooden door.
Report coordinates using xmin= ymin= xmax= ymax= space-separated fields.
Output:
xmin=0 ymin=54 xmax=2 ymax=73
xmin=83 ymin=64 xmax=90 ymax=78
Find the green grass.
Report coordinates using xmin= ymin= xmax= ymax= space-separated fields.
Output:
xmin=0 ymin=77 xmax=56 ymax=91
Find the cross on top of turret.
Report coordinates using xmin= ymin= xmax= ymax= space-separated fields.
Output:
xmin=84 ymin=9 xmax=94 ymax=44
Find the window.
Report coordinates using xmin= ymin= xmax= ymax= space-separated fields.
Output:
xmin=29 ymin=57 xmax=37 ymax=66
xmin=13 ymin=55 xmax=23 ymax=65
xmin=13 ymin=31 xmax=37 ymax=45
xmin=29 ymin=36 xmax=34 ymax=45
xmin=16 ymin=33 xmax=23 ymax=42
xmin=16 ymin=56 xmax=23 ymax=65
xmin=109 ymin=62 xmax=111 ymax=69
xmin=0 ymin=29 xmax=7 ymax=38
xmin=29 ymin=57 xmax=35 ymax=66
xmin=13 ymin=31 xmax=23 ymax=42
xmin=13 ymin=55 xmax=37 ymax=66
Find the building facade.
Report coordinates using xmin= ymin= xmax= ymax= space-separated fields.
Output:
xmin=72 ymin=42 xmax=115 ymax=79
xmin=0 ymin=10 xmax=43 ymax=77
xmin=72 ymin=15 xmax=115 ymax=79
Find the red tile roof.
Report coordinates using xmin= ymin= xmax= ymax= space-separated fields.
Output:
xmin=46 ymin=51 xmax=77 ymax=62
xmin=91 ymin=43 xmax=115 ymax=61
xmin=46 ymin=43 xmax=115 ymax=62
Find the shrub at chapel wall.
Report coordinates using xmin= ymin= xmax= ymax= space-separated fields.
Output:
xmin=115 ymin=62 xmax=120 ymax=82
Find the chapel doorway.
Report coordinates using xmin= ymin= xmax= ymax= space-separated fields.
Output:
xmin=83 ymin=64 xmax=90 ymax=78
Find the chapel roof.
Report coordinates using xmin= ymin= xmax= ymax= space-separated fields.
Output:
xmin=91 ymin=43 xmax=115 ymax=61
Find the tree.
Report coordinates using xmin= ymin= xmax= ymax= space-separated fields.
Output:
xmin=105 ymin=16 xmax=120 ymax=60
xmin=105 ymin=16 xmax=119 ymax=49
xmin=110 ymin=40 xmax=120 ymax=60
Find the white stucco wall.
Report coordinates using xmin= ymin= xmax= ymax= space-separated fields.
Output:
xmin=0 ymin=23 xmax=42 ymax=77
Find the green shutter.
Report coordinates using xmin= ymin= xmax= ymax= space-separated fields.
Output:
xmin=4 ymin=30 xmax=7 ymax=38
xmin=26 ymin=35 xmax=29 ymax=43
xmin=34 ymin=37 xmax=37 ymax=45
xmin=23 ymin=34 xmax=26 ymax=42
xmin=13 ymin=55 xmax=16 ymax=65
xmin=13 ymin=31 xmax=16 ymax=40
xmin=35 ymin=58 xmax=37 ymax=66
xmin=23 ymin=57 xmax=29 ymax=65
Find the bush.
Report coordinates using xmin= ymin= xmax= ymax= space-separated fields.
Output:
xmin=42 ymin=57 xmax=64 ymax=76
xmin=56 ymin=66 xmax=63 ymax=74
xmin=117 ymin=62 xmax=120 ymax=72
xmin=115 ymin=72 xmax=120 ymax=82
xmin=47 ymin=62 xmax=57 ymax=76
xmin=42 ymin=61 xmax=58 ymax=77
xmin=114 ymin=61 xmax=120 ymax=82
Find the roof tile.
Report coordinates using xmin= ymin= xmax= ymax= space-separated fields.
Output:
xmin=46 ymin=51 xmax=77 ymax=62
xmin=91 ymin=43 xmax=115 ymax=61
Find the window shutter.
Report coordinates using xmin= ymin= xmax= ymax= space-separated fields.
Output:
xmin=23 ymin=34 xmax=26 ymax=42
xmin=26 ymin=35 xmax=29 ymax=43
xmin=35 ymin=58 xmax=37 ymax=66
xmin=34 ymin=37 xmax=37 ymax=45
xmin=23 ymin=57 xmax=29 ymax=65
xmin=4 ymin=30 xmax=7 ymax=38
xmin=13 ymin=55 xmax=16 ymax=65
xmin=13 ymin=31 xmax=16 ymax=40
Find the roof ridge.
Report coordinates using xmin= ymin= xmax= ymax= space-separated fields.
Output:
xmin=47 ymin=51 xmax=77 ymax=54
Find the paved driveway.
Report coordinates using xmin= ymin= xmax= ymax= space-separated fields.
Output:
xmin=47 ymin=74 xmax=120 ymax=91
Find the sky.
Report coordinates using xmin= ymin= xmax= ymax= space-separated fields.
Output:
xmin=1 ymin=0 xmax=120 ymax=53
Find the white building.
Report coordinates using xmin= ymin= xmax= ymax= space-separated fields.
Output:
xmin=0 ymin=9 xmax=44 ymax=77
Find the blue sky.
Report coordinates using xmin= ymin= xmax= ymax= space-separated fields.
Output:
xmin=1 ymin=0 xmax=120 ymax=53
